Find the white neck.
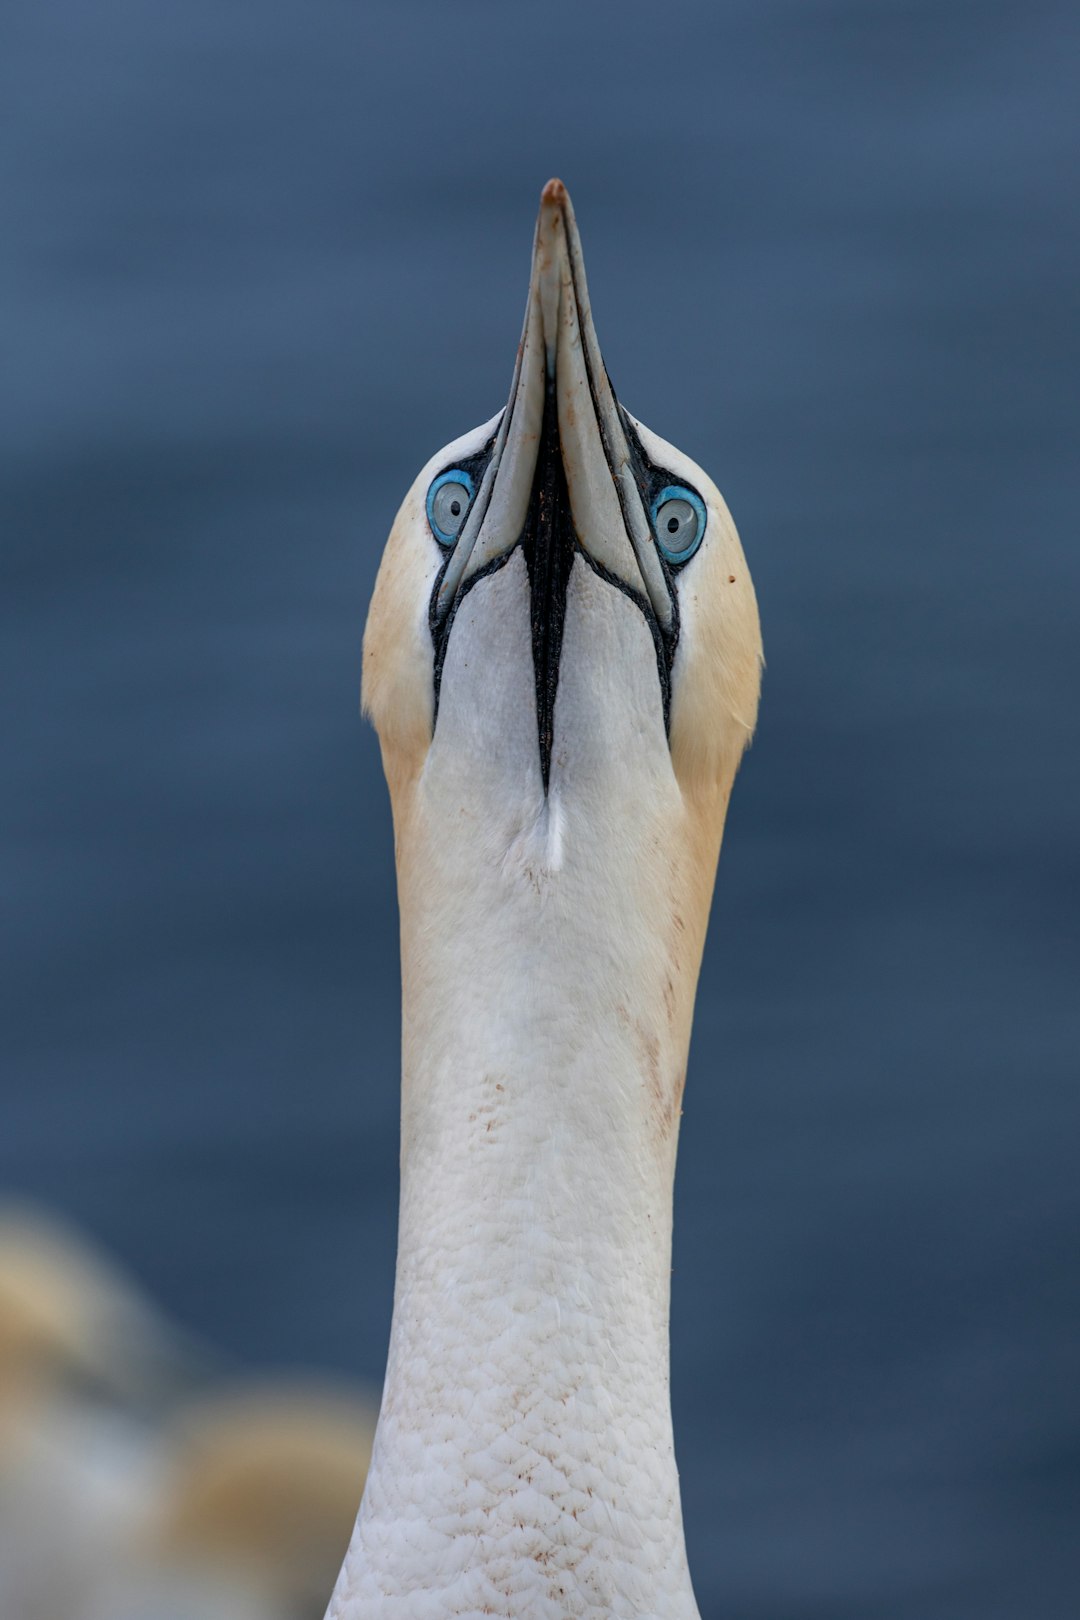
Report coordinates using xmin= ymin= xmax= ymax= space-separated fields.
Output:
xmin=331 ymin=561 xmax=718 ymax=1618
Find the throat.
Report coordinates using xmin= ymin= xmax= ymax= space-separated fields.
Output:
xmin=333 ymin=814 xmax=703 ymax=1617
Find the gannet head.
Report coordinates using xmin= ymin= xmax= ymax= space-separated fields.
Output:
xmin=363 ymin=180 xmax=762 ymax=890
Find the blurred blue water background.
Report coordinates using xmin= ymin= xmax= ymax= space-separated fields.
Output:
xmin=2 ymin=2 xmax=1078 ymax=1615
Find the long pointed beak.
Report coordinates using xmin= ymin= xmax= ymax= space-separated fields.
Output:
xmin=434 ymin=180 xmax=673 ymax=632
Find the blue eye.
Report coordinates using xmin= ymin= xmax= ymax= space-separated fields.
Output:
xmin=427 ymin=468 xmax=475 ymax=547
xmin=652 ymin=484 xmax=706 ymax=565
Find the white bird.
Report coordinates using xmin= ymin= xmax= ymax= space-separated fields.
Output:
xmin=150 ymin=1383 xmax=378 ymax=1619
xmin=330 ymin=179 xmax=762 ymax=1619
xmin=0 ymin=1205 xmax=377 ymax=1619
xmin=0 ymin=1204 xmax=175 ymax=1620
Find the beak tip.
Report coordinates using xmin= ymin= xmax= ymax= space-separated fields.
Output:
xmin=541 ymin=177 xmax=568 ymax=209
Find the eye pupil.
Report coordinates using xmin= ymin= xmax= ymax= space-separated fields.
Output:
xmin=450 ymin=500 xmax=461 ymax=516
xmin=667 ymin=517 xmax=679 ymax=534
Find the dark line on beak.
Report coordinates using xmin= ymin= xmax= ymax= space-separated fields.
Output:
xmin=522 ymin=375 xmax=575 ymax=793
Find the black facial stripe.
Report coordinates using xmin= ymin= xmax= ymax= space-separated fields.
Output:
xmin=522 ymin=375 xmax=576 ymax=794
